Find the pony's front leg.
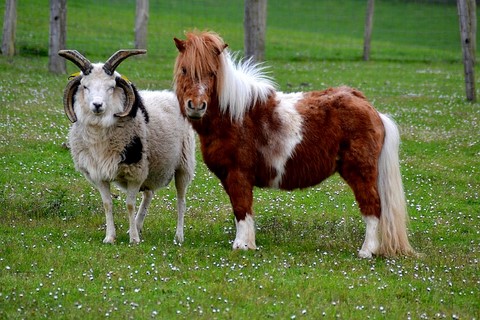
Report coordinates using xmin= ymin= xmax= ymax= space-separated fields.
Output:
xmin=96 ymin=181 xmax=116 ymax=244
xmin=233 ymin=213 xmax=256 ymax=250
xmin=224 ymin=174 xmax=256 ymax=250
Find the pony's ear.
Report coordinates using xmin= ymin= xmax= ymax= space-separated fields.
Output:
xmin=215 ymin=43 xmax=228 ymax=56
xmin=174 ymin=38 xmax=186 ymax=52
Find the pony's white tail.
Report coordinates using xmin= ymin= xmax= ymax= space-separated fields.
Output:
xmin=377 ymin=114 xmax=416 ymax=257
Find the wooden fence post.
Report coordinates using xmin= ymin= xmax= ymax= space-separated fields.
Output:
xmin=457 ymin=0 xmax=476 ymax=102
xmin=363 ymin=0 xmax=375 ymax=61
xmin=48 ymin=0 xmax=67 ymax=74
xmin=135 ymin=0 xmax=149 ymax=50
xmin=2 ymin=0 xmax=17 ymax=56
xmin=244 ymin=0 xmax=267 ymax=62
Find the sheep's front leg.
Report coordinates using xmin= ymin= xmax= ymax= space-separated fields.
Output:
xmin=175 ymin=192 xmax=186 ymax=245
xmin=135 ymin=190 xmax=153 ymax=234
xmin=126 ymin=185 xmax=141 ymax=244
xmin=174 ymin=169 xmax=191 ymax=244
xmin=96 ymin=181 xmax=116 ymax=244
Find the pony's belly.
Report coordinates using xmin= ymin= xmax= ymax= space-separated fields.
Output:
xmin=274 ymin=171 xmax=334 ymax=191
xmin=269 ymin=154 xmax=337 ymax=190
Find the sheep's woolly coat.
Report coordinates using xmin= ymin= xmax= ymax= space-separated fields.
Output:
xmin=59 ymin=52 xmax=195 ymax=245
xmin=69 ymin=89 xmax=195 ymax=194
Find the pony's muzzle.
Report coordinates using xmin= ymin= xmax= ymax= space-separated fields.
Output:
xmin=186 ymin=99 xmax=207 ymax=119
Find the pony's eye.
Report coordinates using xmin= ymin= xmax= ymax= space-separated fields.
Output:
xmin=209 ymin=72 xmax=215 ymax=78
xmin=181 ymin=67 xmax=187 ymax=75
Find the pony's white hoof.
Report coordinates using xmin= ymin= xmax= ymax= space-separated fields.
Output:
xmin=233 ymin=239 xmax=249 ymax=250
xmin=232 ymin=239 xmax=256 ymax=250
xmin=233 ymin=215 xmax=256 ymax=250
xmin=358 ymin=249 xmax=373 ymax=259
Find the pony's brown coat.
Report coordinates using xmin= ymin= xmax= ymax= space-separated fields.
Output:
xmin=173 ymin=30 xmax=415 ymax=256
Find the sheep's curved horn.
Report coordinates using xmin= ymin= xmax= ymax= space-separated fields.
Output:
xmin=103 ymin=49 xmax=147 ymax=76
xmin=58 ymin=50 xmax=93 ymax=75
xmin=114 ymin=76 xmax=135 ymax=118
xmin=63 ymin=75 xmax=82 ymax=123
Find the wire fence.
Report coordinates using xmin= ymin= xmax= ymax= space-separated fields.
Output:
xmin=1 ymin=0 xmax=473 ymax=63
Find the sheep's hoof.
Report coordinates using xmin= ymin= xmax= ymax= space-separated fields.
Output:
xmin=103 ymin=236 xmax=116 ymax=244
xmin=129 ymin=236 xmax=141 ymax=244
xmin=175 ymin=232 xmax=184 ymax=245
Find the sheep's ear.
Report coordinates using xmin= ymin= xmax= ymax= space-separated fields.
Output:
xmin=63 ymin=75 xmax=81 ymax=123
xmin=174 ymin=38 xmax=186 ymax=52
xmin=114 ymin=76 xmax=135 ymax=118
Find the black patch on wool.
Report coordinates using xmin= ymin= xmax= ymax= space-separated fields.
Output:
xmin=129 ymin=84 xmax=149 ymax=123
xmin=120 ymin=136 xmax=143 ymax=164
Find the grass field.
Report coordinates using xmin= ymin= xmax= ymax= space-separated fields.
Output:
xmin=1 ymin=0 xmax=479 ymax=319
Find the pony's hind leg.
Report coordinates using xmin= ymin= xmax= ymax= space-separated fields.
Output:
xmin=355 ymin=191 xmax=382 ymax=258
xmin=338 ymin=149 xmax=382 ymax=258
xmin=344 ymin=176 xmax=382 ymax=258
xmin=359 ymin=215 xmax=380 ymax=258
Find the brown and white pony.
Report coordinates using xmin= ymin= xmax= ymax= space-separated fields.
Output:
xmin=173 ymin=30 xmax=415 ymax=258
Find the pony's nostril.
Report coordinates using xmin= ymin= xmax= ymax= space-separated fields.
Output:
xmin=187 ymin=100 xmax=194 ymax=110
xmin=200 ymin=102 xmax=207 ymax=110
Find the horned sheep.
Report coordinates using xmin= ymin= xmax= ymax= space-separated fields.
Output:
xmin=59 ymin=49 xmax=195 ymax=244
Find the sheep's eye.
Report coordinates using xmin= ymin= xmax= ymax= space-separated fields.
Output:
xmin=82 ymin=85 xmax=89 ymax=92
xmin=108 ymin=86 xmax=115 ymax=93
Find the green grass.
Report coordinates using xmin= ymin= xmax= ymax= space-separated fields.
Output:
xmin=1 ymin=0 xmax=479 ymax=319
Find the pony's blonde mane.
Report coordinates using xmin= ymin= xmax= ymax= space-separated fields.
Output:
xmin=176 ymin=31 xmax=276 ymax=122
xmin=219 ymin=51 xmax=276 ymax=122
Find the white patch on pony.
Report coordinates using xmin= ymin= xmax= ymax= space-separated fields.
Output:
xmin=232 ymin=214 xmax=256 ymax=250
xmin=198 ymin=83 xmax=206 ymax=97
xmin=219 ymin=51 xmax=276 ymax=122
xmin=359 ymin=215 xmax=380 ymax=258
xmin=260 ymin=92 xmax=304 ymax=188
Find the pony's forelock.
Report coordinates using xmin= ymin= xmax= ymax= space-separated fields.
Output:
xmin=174 ymin=31 xmax=225 ymax=84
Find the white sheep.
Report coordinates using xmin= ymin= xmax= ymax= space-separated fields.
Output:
xmin=59 ymin=49 xmax=195 ymax=244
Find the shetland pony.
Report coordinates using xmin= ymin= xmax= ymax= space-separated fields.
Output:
xmin=173 ymin=30 xmax=415 ymax=258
